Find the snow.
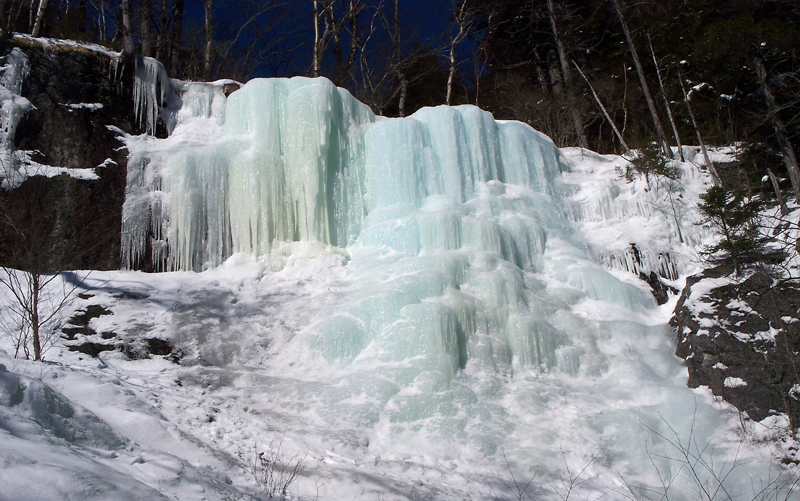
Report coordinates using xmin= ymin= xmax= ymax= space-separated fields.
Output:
xmin=755 ymin=326 xmax=781 ymax=344
xmin=65 ymin=102 xmax=104 ymax=111
xmin=724 ymin=377 xmax=748 ymax=388
xmin=11 ymin=33 xmax=121 ymax=59
xmin=3 ymin=259 xmax=790 ymax=500
xmin=558 ymin=147 xmax=712 ymax=281
xmin=727 ymin=298 xmax=755 ymax=314
xmin=0 ymin=73 xmax=795 ymax=499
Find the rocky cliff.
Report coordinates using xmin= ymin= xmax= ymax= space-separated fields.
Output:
xmin=672 ymin=265 xmax=800 ymax=435
xmin=0 ymin=36 xmax=140 ymax=271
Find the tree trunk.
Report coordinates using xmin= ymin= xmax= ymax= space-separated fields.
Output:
xmin=30 ymin=272 xmax=41 ymax=361
xmin=169 ymin=0 xmax=184 ymax=74
xmin=547 ymin=0 xmax=588 ymax=149
xmin=611 ymin=0 xmax=670 ymax=156
xmin=392 ymin=0 xmax=408 ymax=117
xmin=120 ymin=0 xmax=135 ymax=55
xmin=141 ymin=0 xmax=152 ymax=57
xmin=447 ymin=0 xmax=470 ymax=106
xmin=100 ymin=0 xmax=107 ymax=40
xmin=31 ymin=0 xmax=47 ymax=37
xmin=768 ymin=168 xmax=789 ymax=216
xmin=574 ymin=61 xmax=631 ymax=155
xmin=156 ymin=0 xmax=168 ymax=61
xmin=446 ymin=37 xmax=459 ymax=105
xmin=648 ymin=35 xmax=683 ymax=161
xmin=533 ymin=48 xmax=547 ymax=93
xmin=754 ymin=51 xmax=800 ymax=201
xmin=203 ymin=0 xmax=213 ymax=80
xmin=678 ymin=68 xmax=721 ymax=186
xmin=313 ymin=0 xmax=322 ymax=77
xmin=28 ymin=0 xmax=35 ymax=32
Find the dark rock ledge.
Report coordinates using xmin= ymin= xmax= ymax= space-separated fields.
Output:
xmin=671 ymin=266 xmax=800 ymax=441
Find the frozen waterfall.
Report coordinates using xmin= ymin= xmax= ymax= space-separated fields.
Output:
xmin=121 ymin=75 xmax=652 ymax=375
xmin=117 ymin=76 xmax=781 ymax=499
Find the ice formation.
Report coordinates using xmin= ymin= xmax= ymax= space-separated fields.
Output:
xmin=132 ymin=56 xmax=173 ymax=136
xmin=121 ymin=75 xmax=664 ymax=377
xmin=112 ymin=74 xmax=792 ymax=500
xmin=0 ymin=62 xmax=777 ymax=498
xmin=0 ymin=48 xmax=34 ymax=187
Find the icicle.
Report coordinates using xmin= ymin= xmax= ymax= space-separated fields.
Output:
xmin=132 ymin=56 xmax=171 ymax=136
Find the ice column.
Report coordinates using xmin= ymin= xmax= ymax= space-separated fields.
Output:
xmin=0 ymin=48 xmax=34 ymax=189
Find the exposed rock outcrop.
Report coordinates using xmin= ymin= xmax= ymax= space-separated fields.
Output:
xmin=0 ymin=37 xmax=140 ymax=271
xmin=672 ymin=266 xmax=800 ymax=429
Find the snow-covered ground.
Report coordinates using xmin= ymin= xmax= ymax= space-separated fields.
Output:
xmin=2 ymin=148 xmax=796 ymax=500
xmin=0 ymin=59 xmax=797 ymax=499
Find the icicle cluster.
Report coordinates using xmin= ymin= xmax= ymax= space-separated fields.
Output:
xmin=122 ymin=76 xmax=661 ymax=378
xmin=132 ymin=56 xmax=171 ymax=136
xmin=122 ymin=77 xmax=563 ymax=272
xmin=598 ymin=247 xmax=679 ymax=281
xmin=0 ymin=48 xmax=34 ymax=188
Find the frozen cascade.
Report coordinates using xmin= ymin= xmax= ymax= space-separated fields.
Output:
xmin=118 ymin=77 xmax=778 ymax=499
xmin=132 ymin=56 xmax=174 ymax=136
xmin=0 ymin=48 xmax=34 ymax=188
xmin=558 ymin=147 xmax=711 ymax=281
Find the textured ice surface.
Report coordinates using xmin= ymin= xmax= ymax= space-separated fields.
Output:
xmin=79 ymin=76 xmax=800 ymax=499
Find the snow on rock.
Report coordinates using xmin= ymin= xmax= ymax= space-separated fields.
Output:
xmin=724 ymin=377 xmax=748 ymax=388
xmin=11 ymin=33 xmax=121 ymax=60
xmin=65 ymin=102 xmax=104 ymax=111
xmin=0 ymin=47 xmax=104 ymax=189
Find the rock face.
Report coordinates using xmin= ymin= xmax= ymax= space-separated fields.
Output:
xmin=672 ymin=266 xmax=800 ymax=429
xmin=0 ymin=39 xmax=140 ymax=271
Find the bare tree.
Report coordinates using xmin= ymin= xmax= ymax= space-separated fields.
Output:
xmin=546 ymin=0 xmax=587 ymax=149
xmin=312 ymin=0 xmax=332 ymax=77
xmin=334 ymin=0 xmax=365 ymax=86
xmin=120 ymin=0 xmax=136 ymax=55
xmin=203 ymin=0 xmax=214 ymax=79
xmin=611 ymin=0 xmax=670 ymax=156
xmin=215 ymin=0 xmax=288 ymax=81
xmin=310 ymin=0 xmax=366 ymax=85
xmin=141 ymin=0 xmax=153 ymax=57
xmin=677 ymin=65 xmax=722 ymax=186
xmin=0 ymin=186 xmax=87 ymax=362
xmin=446 ymin=0 xmax=473 ymax=106
xmin=753 ymin=47 xmax=800 ymax=201
xmin=574 ymin=61 xmax=631 ymax=155
xmin=359 ymin=2 xmax=440 ymax=117
xmin=30 ymin=0 xmax=47 ymax=36
xmin=389 ymin=0 xmax=408 ymax=116
xmin=648 ymin=34 xmax=684 ymax=161
xmin=169 ymin=0 xmax=185 ymax=74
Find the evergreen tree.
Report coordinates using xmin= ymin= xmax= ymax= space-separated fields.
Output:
xmin=697 ymin=186 xmax=769 ymax=274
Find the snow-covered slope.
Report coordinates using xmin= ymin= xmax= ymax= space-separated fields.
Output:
xmin=0 ymin=71 xmax=796 ymax=500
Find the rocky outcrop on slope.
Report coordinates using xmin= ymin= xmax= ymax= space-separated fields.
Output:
xmin=672 ymin=266 xmax=800 ymax=430
xmin=0 ymin=37 xmax=140 ymax=271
